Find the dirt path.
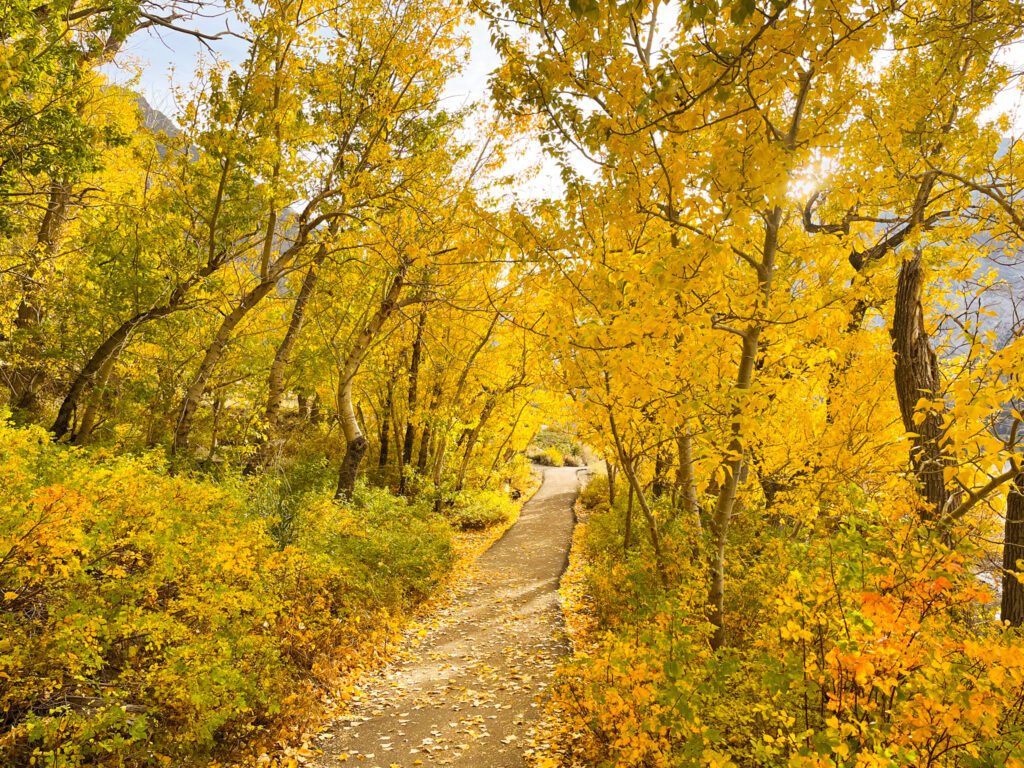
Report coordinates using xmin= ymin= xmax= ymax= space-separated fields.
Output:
xmin=312 ymin=466 xmax=580 ymax=768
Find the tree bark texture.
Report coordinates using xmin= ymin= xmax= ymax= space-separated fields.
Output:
xmin=1002 ymin=474 xmax=1024 ymax=626
xmin=890 ymin=252 xmax=957 ymax=519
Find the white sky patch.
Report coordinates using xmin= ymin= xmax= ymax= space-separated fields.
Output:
xmin=981 ymin=37 xmax=1024 ymax=134
xmin=788 ymin=151 xmax=840 ymax=201
xmin=103 ymin=3 xmax=245 ymax=116
xmin=103 ymin=10 xmax=567 ymax=201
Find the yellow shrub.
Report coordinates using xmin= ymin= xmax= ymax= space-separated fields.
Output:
xmin=0 ymin=419 xmax=454 ymax=767
xmin=541 ymin=481 xmax=1024 ymax=767
xmin=541 ymin=446 xmax=564 ymax=467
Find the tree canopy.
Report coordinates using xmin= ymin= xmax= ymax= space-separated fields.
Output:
xmin=3 ymin=0 xmax=1024 ymax=765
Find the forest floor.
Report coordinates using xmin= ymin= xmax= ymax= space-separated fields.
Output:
xmin=310 ymin=466 xmax=581 ymax=768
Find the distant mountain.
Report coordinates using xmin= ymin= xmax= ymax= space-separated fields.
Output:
xmin=136 ymin=96 xmax=180 ymax=138
xmin=130 ymin=95 xmax=304 ymax=283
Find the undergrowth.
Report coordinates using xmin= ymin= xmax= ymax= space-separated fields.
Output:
xmin=0 ymin=418 xmax=517 ymax=767
xmin=539 ymin=473 xmax=1024 ymax=768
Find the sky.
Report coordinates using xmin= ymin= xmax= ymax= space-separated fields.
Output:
xmin=104 ymin=10 xmax=568 ymax=200
xmin=111 ymin=10 xmax=499 ymax=116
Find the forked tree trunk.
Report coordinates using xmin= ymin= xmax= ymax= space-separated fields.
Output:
xmin=255 ymin=255 xmax=324 ymax=468
xmin=607 ymin=404 xmax=667 ymax=586
xmin=173 ymin=278 xmax=280 ymax=455
xmin=429 ymin=315 xmax=500 ymax=507
xmin=173 ymin=200 xmax=320 ymax=455
xmin=333 ymin=267 xmax=409 ymax=500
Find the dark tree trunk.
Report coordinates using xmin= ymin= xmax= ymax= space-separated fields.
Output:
xmin=400 ymin=311 xmax=426 ymax=493
xmin=378 ymin=382 xmax=394 ymax=470
xmin=72 ymin=350 xmax=117 ymax=446
xmin=50 ymin=218 xmax=239 ymax=441
xmin=52 ymin=299 xmax=186 ymax=440
xmin=332 ymin=266 xmax=410 ymax=500
xmin=172 ymin=205 xmax=320 ymax=455
xmin=335 ymin=435 xmax=369 ymax=501
xmin=10 ymin=181 xmax=71 ymax=411
xmin=652 ymin=450 xmax=667 ymax=499
xmin=417 ymin=426 xmax=433 ymax=472
xmin=1002 ymin=474 xmax=1024 ymax=626
xmin=890 ymin=252 xmax=957 ymax=519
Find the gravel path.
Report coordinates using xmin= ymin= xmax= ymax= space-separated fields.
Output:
xmin=312 ymin=466 xmax=580 ymax=768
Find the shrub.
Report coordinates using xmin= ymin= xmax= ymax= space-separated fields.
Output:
xmin=542 ymin=478 xmax=1024 ymax=767
xmin=447 ymin=488 xmax=517 ymax=530
xmin=530 ymin=429 xmax=584 ymax=466
xmin=533 ymin=446 xmax=564 ymax=467
xmin=578 ymin=473 xmax=610 ymax=513
xmin=0 ymin=419 xmax=454 ymax=767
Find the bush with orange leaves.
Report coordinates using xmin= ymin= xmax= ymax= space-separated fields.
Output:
xmin=540 ymin=480 xmax=1024 ymax=767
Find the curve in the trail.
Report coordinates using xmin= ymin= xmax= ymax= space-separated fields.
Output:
xmin=312 ymin=466 xmax=580 ymax=768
